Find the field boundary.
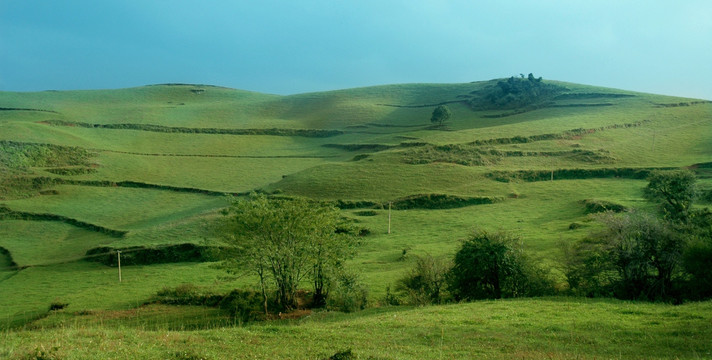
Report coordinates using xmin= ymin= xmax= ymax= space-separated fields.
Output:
xmin=0 ymin=205 xmax=127 ymax=237
xmin=40 ymin=120 xmax=343 ymax=138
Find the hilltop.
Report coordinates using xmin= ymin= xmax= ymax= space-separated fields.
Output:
xmin=0 ymin=77 xmax=711 ymax=358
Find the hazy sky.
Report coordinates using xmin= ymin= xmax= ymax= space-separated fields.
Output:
xmin=2 ymin=1 xmax=711 ymax=99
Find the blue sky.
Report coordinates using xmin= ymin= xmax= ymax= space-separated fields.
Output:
xmin=1 ymin=1 xmax=711 ymax=99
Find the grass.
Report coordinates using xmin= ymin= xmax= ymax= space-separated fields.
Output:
xmin=1 ymin=298 xmax=710 ymax=359
xmin=0 ymin=79 xmax=711 ymax=358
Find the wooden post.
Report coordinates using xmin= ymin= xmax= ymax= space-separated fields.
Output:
xmin=117 ymin=250 xmax=122 ymax=283
xmin=388 ymin=202 xmax=392 ymax=234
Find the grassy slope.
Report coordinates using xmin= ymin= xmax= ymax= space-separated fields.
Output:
xmin=0 ymin=80 xmax=711 ymax=357
xmin=2 ymin=298 xmax=711 ymax=359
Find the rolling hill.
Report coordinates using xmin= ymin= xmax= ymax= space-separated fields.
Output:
xmin=1 ymin=78 xmax=711 ymax=358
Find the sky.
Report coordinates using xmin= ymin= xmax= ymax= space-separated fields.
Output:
xmin=1 ymin=0 xmax=711 ymax=99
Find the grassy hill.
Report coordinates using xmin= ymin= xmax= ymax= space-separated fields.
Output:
xmin=1 ymin=78 xmax=711 ymax=358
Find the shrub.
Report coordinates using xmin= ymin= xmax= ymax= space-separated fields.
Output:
xmin=449 ymin=230 xmax=554 ymax=300
xmin=397 ymin=255 xmax=451 ymax=305
xmin=326 ymin=271 xmax=368 ymax=312
xmin=48 ymin=301 xmax=68 ymax=311
xmin=581 ymin=199 xmax=627 ymax=214
xmin=219 ymin=289 xmax=268 ymax=322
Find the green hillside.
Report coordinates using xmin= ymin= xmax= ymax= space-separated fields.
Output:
xmin=1 ymin=78 xmax=711 ymax=358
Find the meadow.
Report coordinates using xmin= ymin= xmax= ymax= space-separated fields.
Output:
xmin=0 ymin=79 xmax=711 ymax=358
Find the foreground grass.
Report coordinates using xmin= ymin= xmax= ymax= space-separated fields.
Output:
xmin=1 ymin=298 xmax=710 ymax=359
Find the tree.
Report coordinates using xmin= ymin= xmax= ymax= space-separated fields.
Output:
xmin=218 ymin=194 xmax=356 ymax=311
xmin=430 ymin=105 xmax=451 ymax=126
xmin=566 ymin=212 xmax=683 ymax=301
xmin=644 ymin=170 xmax=697 ymax=223
xmin=448 ymin=230 xmax=530 ymax=300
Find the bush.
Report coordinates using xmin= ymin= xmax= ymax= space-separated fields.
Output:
xmin=326 ymin=271 xmax=368 ymax=312
xmin=581 ymin=199 xmax=627 ymax=214
xmin=397 ymin=255 xmax=450 ymax=305
xmin=449 ymin=230 xmax=554 ymax=300
xmin=219 ymin=289 xmax=268 ymax=322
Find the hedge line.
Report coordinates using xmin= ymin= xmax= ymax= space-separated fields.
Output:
xmin=466 ymin=121 xmax=646 ymax=146
xmin=85 ymin=243 xmax=217 ymax=266
xmin=581 ymin=199 xmax=627 ymax=214
xmin=389 ymin=193 xmax=502 ymax=210
xmin=0 ymin=205 xmax=127 ymax=237
xmin=486 ymin=167 xmax=676 ymax=183
xmin=45 ymin=167 xmax=97 ymax=176
xmin=0 ymin=246 xmax=18 ymax=270
xmin=43 ymin=120 xmax=343 ymax=138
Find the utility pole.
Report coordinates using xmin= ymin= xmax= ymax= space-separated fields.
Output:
xmin=117 ymin=250 xmax=122 ymax=283
xmin=388 ymin=202 xmax=392 ymax=234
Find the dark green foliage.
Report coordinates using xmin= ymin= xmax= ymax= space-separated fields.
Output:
xmin=430 ymin=105 xmax=452 ymax=126
xmin=389 ymin=194 xmax=502 ymax=210
xmin=468 ymin=75 xmax=566 ymax=110
xmin=563 ymin=236 xmax=618 ymax=297
xmin=325 ymin=271 xmax=368 ymax=312
xmin=581 ymin=199 xmax=627 ymax=214
xmin=354 ymin=210 xmax=378 ymax=216
xmin=0 ymin=246 xmax=18 ymax=270
xmin=397 ymin=255 xmax=450 ymax=305
xmin=44 ymin=120 xmax=343 ymax=137
xmin=350 ymin=154 xmax=370 ymax=161
xmin=322 ymin=349 xmax=355 ymax=360
xmin=149 ymin=284 xmax=267 ymax=323
xmin=553 ymin=92 xmax=635 ymax=100
xmin=0 ymin=205 xmax=127 ymax=237
xmin=449 ymin=230 xmax=553 ymax=300
xmin=85 ymin=244 xmax=216 ymax=266
xmin=565 ymin=212 xmax=683 ymax=301
xmin=48 ymin=301 xmax=68 ymax=311
xmin=322 ymin=143 xmax=395 ymax=152
xmin=218 ymin=289 xmax=268 ymax=322
xmin=44 ymin=167 xmax=97 ymax=176
xmin=644 ymin=170 xmax=697 ymax=223
xmin=170 ymin=350 xmax=209 ymax=360
xmin=487 ymin=167 xmax=668 ymax=183
xmin=682 ymin=238 xmax=712 ymax=300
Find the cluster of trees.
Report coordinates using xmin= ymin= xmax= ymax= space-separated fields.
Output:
xmin=469 ymin=73 xmax=565 ymax=110
xmin=396 ymin=230 xmax=556 ymax=305
xmin=397 ymin=170 xmax=711 ymax=305
xmin=565 ymin=170 xmax=712 ymax=302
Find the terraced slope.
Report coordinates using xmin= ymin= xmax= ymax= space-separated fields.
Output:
xmin=0 ymin=79 xmax=710 ymax=326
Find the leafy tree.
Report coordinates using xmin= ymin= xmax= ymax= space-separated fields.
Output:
xmin=430 ymin=105 xmax=452 ymax=126
xmin=448 ymin=230 xmax=531 ymax=300
xmin=397 ymin=255 xmax=450 ymax=305
xmin=644 ymin=170 xmax=697 ymax=223
xmin=566 ymin=212 xmax=683 ymax=301
xmin=218 ymin=194 xmax=356 ymax=311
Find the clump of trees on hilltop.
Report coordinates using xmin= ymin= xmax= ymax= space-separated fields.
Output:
xmin=468 ymin=73 xmax=566 ymax=110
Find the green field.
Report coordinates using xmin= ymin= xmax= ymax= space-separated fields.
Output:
xmin=1 ymin=79 xmax=711 ymax=358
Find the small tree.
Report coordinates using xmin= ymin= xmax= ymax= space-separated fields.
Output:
xmin=644 ymin=170 xmax=697 ymax=223
xmin=430 ymin=105 xmax=451 ymax=126
xmin=218 ymin=194 xmax=356 ymax=311
xmin=449 ymin=230 xmax=528 ymax=300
